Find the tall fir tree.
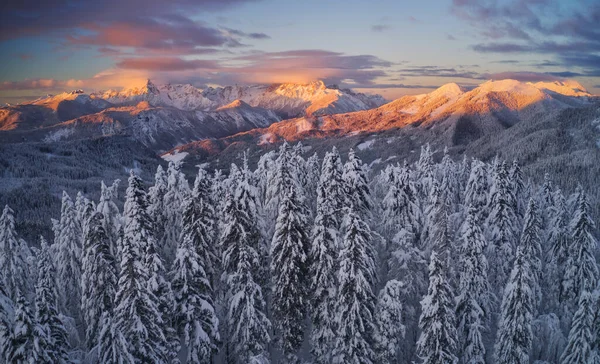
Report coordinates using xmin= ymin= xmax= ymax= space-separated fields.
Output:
xmin=464 ymin=159 xmax=488 ymax=224
xmin=6 ymin=291 xmax=52 ymax=363
xmin=148 ymin=165 xmax=168 ymax=245
xmin=161 ymin=161 xmax=190 ymax=267
xmin=416 ymin=251 xmax=458 ymax=364
xmin=220 ymin=190 xmax=271 ymax=364
xmin=55 ymin=192 xmax=83 ymax=320
xmin=271 ymin=182 xmax=310 ymax=363
xmin=562 ymin=188 xmax=599 ymax=321
xmin=309 ymin=148 xmax=347 ymax=364
xmin=455 ymin=206 xmax=490 ymax=364
xmin=95 ymin=180 xmax=121 ymax=260
xmin=485 ymin=161 xmax=519 ymax=297
xmin=544 ymin=189 xmax=569 ymax=313
xmin=97 ymin=312 xmax=135 ymax=364
xmin=0 ymin=275 xmax=13 ymax=361
xmin=171 ymin=192 xmax=219 ymax=363
xmin=332 ymin=209 xmax=377 ymax=364
xmin=375 ymin=279 xmax=405 ymax=364
xmin=81 ymin=212 xmax=118 ymax=349
xmin=519 ymin=199 xmax=543 ymax=310
xmin=560 ymin=290 xmax=595 ymax=364
xmin=0 ymin=205 xmax=30 ymax=301
xmin=114 ymin=172 xmax=167 ymax=363
xmin=493 ymin=246 xmax=535 ymax=364
xmin=35 ymin=237 xmax=69 ymax=363
xmin=342 ymin=149 xmax=372 ymax=218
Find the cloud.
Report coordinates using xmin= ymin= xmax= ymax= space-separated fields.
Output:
xmin=116 ymin=57 xmax=221 ymax=71
xmin=220 ymin=27 xmax=270 ymax=40
xmin=453 ymin=0 xmax=600 ymax=77
xmin=0 ymin=78 xmax=84 ymax=91
xmin=371 ymin=25 xmax=391 ymax=32
xmin=397 ymin=66 xmax=481 ymax=79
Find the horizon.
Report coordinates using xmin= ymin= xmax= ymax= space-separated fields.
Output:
xmin=1 ymin=0 xmax=599 ymax=104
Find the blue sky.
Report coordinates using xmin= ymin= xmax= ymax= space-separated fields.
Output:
xmin=1 ymin=0 xmax=598 ymax=103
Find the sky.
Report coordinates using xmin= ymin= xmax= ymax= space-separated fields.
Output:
xmin=0 ymin=0 xmax=599 ymax=104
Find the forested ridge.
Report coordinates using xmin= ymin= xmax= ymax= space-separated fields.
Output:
xmin=0 ymin=142 xmax=598 ymax=363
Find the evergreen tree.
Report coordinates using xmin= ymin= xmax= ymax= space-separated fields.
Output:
xmin=35 ymin=237 xmax=69 ymax=363
xmin=332 ymin=209 xmax=377 ymax=364
xmin=342 ymin=149 xmax=372 ymax=218
xmin=0 ymin=205 xmax=30 ymax=301
xmin=97 ymin=312 xmax=135 ymax=364
xmin=309 ymin=149 xmax=347 ymax=364
xmin=544 ymin=189 xmax=569 ymax=313
xmin=381 ymin=165 xmax=421 ymax=242
xmin=560 ymin=290 xmax=595 ymax=364
xmin=271 ymin=182 xmax=310 ymax=363
xmin=162 ymin=161 xmax=190 ymax=267
xmin=55 ymin=191 xmax=83 ymax=320
xmin=316 ymin=147 xmax=345 ymax=229
xmin=375 ymin=279 xmax=405 ymax=364
xmin=416 ymin=251 xmax=458 ymax=364
xmin=485 ymin=161 xmax=519 ymax=296
xmin=95 ymin=180 xmax=121 ymax=260
xmin=264 ymin=142 xmax=296 ymax=237
xmin=493 ymin=246 xmax=535 ymax=364
xmin=562 ymin=188 xmax=599 ymax=320
xmin=0 ymin=276 xmax=13 ymax=361
xmin=148 ymin=165 xmax=168 ymax=244
xmin=81 ymin=212 xmax=118 ymax=349
xmin=464 ymin=160 xmax=488 ymax=224
xmin=171 ymin=194 xmax=219 ymax=363
xmin=455 ymin=206 xmax=490 ymax=364
xmin=519 ymin=199 xmax=542 ymax=310
xmin=114 ymin=172 xmax=167 ymax=363
xmin=220 ymin=190 xmax=271 ymax=364
xmin=6 ymin=291 xmax=52 ymax=363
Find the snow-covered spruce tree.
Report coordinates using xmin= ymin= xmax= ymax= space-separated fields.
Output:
xmin=6 ymin=291 xmax=52 ymax=363
xmin=544 ymin=189 xmax=569 ymax=313
xmin=316 ymin=147 xmax=345 ymax=228
xmin=95 ymin=180 xmax=121 ymax=260
xmin=264 ymin=142 xmax=296 ymax=237
xmin=464 ymin=159 xmax=489 ymax=224
xmin=148 ymin=165 xmax=168 ymax=245
xmin=591 ymin=288 xmax=600 ymax=364
xmin=416 ymin=143 xmax=435 ymax=199
xmin=114 ymin=172 xmax=167 ymax=363
xmin=271 ymin=182 xmax=310 ymax=363
xmin=161 ymin=161 xmax=190 ymax=267
xmin=342 ymin=149 xmax=372 ymax=218
xmin=559 ymin=290 xmax=595 ymax=364
xmin=438 ymin=148 xmax=461 ymax=212
xmin=81 ymin=212 xmax=118 ymax=349
xmin=188 ymin=167 xmax=219 ymax=284
xmin=562 ymin=188 xmax=599 ymax=323
xmin=55 ymin=191 xmax=83 ymax=320
xmin=97 ymin=312 xmax=134 ymax=364
xmin=221 ymin=190 xmax=271 ymax=364
xmin=422 ymin=185 xmax=453 ymax=261
xmin=493 ymin=246 xmax=535 ymax=364
xmin=485 ymin=161 xmax=519 ymax=297
xmin=305 ymin=152 xmax=321 ymax=213
xmin=519 ymin=199 xmax=542 ymax=310
xmin=309 ymin=200 xmax=340 ymax=362
xmin=332 ymin=209 xmax=377 ymax=364
xmin=0 ymin=276 xmax=13 ymax=360
xmin=416 ymin=251 xmax=458 ymax=364
xmin=0 ymin=205 xmax=30 ymax=302
xmin=387 ymin=226 xmax=427 ymax=363
xmin=455 ymin=206 xmax=491 ymax=364
xmin=171 ymin=192 xmax=219 ymax=363
xmin=381 ymin=165 xmax=421 ymax=242
xmin=375 ymin=279 xmax=405 ymax=364
xmin=537 ymin=173 xmax=554 ymax=230
xmin=144 ymin=234 xmax=180 ymax=363
xmin=35 ymin=237 xmax=69 ymax=363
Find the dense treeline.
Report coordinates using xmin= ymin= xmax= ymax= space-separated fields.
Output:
xmin=0 ymin=143 xmax=599 ymax=363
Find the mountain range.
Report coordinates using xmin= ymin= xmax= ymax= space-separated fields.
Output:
xmin=1 ymin=78 xmax=599 ymax=240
